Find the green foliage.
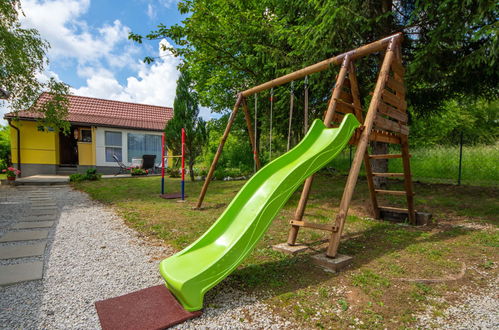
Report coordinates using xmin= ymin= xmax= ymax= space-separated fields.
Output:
xmin=132 ymin=0 xmax=498 ymax=141
xmin=85 ymin=168 xmax=101 ymax=181
xmin=0 ymin=125 xmax=10 ymax=169
xmin=69 ymin=169 xmax=101 ymax=182
xmin=202 ymin=116 xmax=254 ymax=179
xmin=0 ymin=1 xmax=71 ymax=132
xmin=165 ymin=70 xmax=208 ymax=181
xmin=410 ymin=99 xmax=499 ymax=147
xmin=69 ymin=173 xmax=86 ymax=183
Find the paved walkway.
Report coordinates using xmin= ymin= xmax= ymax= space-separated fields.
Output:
xmin=0 ymin=188 xmax=58 ymax=285
xmin=14 ymin=175 xmax=69 ymax=186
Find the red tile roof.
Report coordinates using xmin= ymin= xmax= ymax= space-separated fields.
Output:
xmin=4 ymin=93 xmax=173 ymax=131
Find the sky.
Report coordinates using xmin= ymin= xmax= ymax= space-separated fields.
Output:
xmin=1 ymin=0 xmax=216 ymax=123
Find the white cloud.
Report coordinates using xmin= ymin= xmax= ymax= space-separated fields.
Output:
xmin=146 ymin=4 xmax=156 ymax=20
xmin=20 ymin=0 xmax=133 ymax=70
xmin=73 ymin=40 xmax=180 ymax=108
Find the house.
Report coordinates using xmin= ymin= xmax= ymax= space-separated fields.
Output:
xmin=4 ymin=93 xmax=173 ymax=176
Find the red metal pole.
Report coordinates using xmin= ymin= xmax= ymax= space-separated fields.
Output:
xmin=181 ymin=128 xmax=185 ymax=200
xmin=161 ymin=132 xmax=165 ymax=194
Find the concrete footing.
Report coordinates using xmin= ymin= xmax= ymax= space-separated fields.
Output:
xmin=311 ymin=253 xmax=353 ymax=272
xmin=272 ymin=243 xmax=308 ymax=255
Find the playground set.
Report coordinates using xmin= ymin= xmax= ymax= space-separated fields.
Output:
xmin=159 ymin=128 xmax=186 ymax=200
xmin=96 ymin=33 xmax=423 ymax=328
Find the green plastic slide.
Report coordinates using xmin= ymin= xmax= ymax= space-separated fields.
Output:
xmin=160 ymin=114 xmax=360 ymax=311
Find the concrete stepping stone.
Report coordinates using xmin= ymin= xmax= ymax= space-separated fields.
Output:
xmin=0 ymin=261 xmax=43 ymax=285
xmin=24 ymin=215 xmax=57 ymax=221
xmin=31 ymin=202 xmax=57 ymax=207
xmin=12 ymin=221 xmax=54 ymax=229
xmin=0 ymin=242 xmax=46 ymax=259
xmin=0 ymin=230 xmax=49 ymax=242
xmin=31 ymin=206 xmax=57 ymax=210
xmin=29 ymin=210 xmax=57 ymax=216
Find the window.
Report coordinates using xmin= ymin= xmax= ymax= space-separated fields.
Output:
xmin=105 ymin=131 xmax=122 ymax=162
xmin=81 ymin=129 xmax=92 ymax=142
xmin=127 ymin=133 xmax=162 ymax=163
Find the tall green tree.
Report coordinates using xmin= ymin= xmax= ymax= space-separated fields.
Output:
xmin=165 ymin=70 xmax=208 ymax=181
xmin=131 ymin=0 xmax=497 ymax=183
xmin=0 ymin=0 xmax=70 ymax=132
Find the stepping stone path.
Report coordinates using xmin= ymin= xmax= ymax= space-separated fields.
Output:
xmin=0 ymin=188 xmax=58 ymax=286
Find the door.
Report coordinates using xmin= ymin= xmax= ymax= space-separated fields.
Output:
xmin=59 ymin=129 xmax=78 ymax=165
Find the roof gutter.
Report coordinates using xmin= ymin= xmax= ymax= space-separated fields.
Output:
xmin=7 ymin=119 xmax=21 ymax=177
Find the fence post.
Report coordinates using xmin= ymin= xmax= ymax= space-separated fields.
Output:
xmin=458 ymin=131 xmax=463 ymax=185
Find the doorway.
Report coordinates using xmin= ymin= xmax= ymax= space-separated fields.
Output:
xmin=59 ymin=128 xmax=78 ymax=166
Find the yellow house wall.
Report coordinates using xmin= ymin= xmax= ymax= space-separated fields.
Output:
xmin=77 ymin=142 xmax=93 ymax=165
xmin=10 ymin=120 xmax=58 ymax=164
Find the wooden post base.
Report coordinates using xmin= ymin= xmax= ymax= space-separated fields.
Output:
xmin=272 ymin=243 xmax=308 ymax=255
xmin=311 ymin=253 xmax=353 ymax=273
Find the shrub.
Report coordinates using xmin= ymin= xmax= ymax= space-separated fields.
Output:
xmin=70 ymin=169 xmax=101 ymax=182
xmin=69 ymin=173 xmax=86 ymax=182
xmin=85 ymin=168 xmax=101 ymax=181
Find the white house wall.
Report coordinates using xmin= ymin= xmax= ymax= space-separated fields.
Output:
xmin=95 ymin=127 xmax=163 ymax=167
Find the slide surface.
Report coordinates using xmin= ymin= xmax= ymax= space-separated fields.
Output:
xmin=160 ymin=114 xmax=360 ymax=311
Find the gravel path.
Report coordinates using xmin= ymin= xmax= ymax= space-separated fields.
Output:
xmin=416 ymin=267 xmax=499 ymax=329
xmin=0 ymin=185 xmax=290 ymax=329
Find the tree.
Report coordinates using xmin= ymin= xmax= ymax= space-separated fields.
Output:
xmin=0 ymin=0 xmax=70 ymax=132
xmin=165 ymin=70 xmax=208 ymax=181
xmin=131 ymin=0 xmax=498 ymax=184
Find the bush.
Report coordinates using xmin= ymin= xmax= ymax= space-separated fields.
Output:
xmin=69 ymin=173 xmax=86 ymax=182
xmin=130 ymin=167 xmax=148 ymax=176
xmin=70 ymin=169 xmax=101 ymax=183
xmin=85 ymin=168 xmax=101 ymax=181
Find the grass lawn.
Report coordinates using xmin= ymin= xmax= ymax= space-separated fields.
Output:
xmin=74 ymin=173 xmax=498 ymax=328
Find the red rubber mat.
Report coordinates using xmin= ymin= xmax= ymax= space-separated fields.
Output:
xmin=95 ymin=285 xmax=201 ymax=330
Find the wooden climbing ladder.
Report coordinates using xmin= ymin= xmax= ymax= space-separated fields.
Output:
xmin=195 ymin=33 xmax=416 ymax=260
xmin=287 ymin=36 xmax=416 ymax=257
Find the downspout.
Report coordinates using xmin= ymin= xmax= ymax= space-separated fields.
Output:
xmin=7 ymin=119 xmax=21 ymax=177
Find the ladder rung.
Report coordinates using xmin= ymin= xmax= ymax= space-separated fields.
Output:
xmin=369 ymin=154 xmax=409 ymax=159
xmin=334 ymin=98 xmax=362 ymax=110
xmin=372 ymin=172 xmax=405 ymax=177
xmin=378 ymin=206 xmax=410 ymax=213
xmin=375 ymin=189 xmax=408 ymax=196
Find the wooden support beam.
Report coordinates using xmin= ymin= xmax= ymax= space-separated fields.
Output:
xmin=196 ymin=94 xmax=244 ymax=209
xmin=347 ymin=63 xmax=364 ymax=122
xmin=241 ymin=33 xmax=403 ymax=97
xmin=401 ymin=135 xmax=416 ymax=224
xmin=241 ymin=98 xmax=262 ymax=170
xmin=289 ymin=220 xmax=335 ymax=232
xmin=327 ymin=38 xmax=398 ymax=258
xmin=287 ymin=55 xmax=352 ymax=246
xmin=339 ymin=90 xmax=353 ymax=103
